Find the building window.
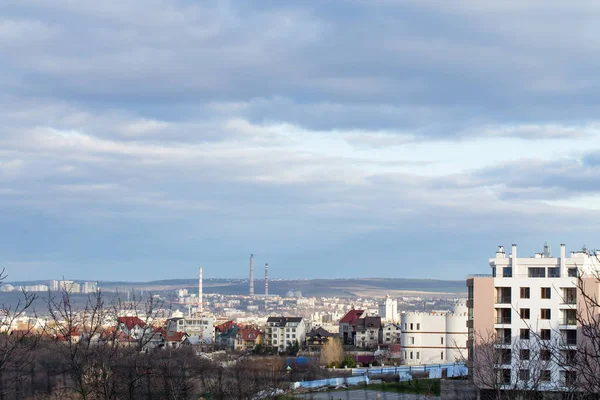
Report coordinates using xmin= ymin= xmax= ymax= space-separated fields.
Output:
xmin=519 ymin=369 xmax=530 ymax=381
xmin=404 ymin=323 xmax=407 ymax=330
xmin=520 ymin=329 xmax=530 ymax=340
xmin=520 ymin=287 xmax=530 ymax=299
xmin=528 ymin=267 xmax=546 ymax=278
xmin=417 ymin=352 xmax=420 ymax=359
xmin=568 ymin=268 xmax=578 ymax=277
xmin=503 ymin=267 xmax=512 ymax=277
xmin=501 ymin=369 xmax=511 ymax=384
xmin=541 ymin=370 xmax=551 ymax=382
xmin=441 ymin=337 xmax=444 ymax=345
xmin=441 ymin=351 xmax=444 ymax=360
xmin=410 ymin=351 xmax=413 ymax=359
xmin=548 ymin=267 xmax=560 ymax=278
xmin=541 ymin=288 xmax=551 ymax=299
xmin=541 ymin=349 xmax=551 ymax=361
xmin=410 ymin=337 xmax=414 ymax=344
xmin=540 ymin=329 xmax=551 ymax=341
xmin=417 ymin=323 xmax=420 ymax=330
xmin=410 ymin=323 xmax=413 ymax=330
xmin=541 ymin=309 xmax=551 ymax=320
xmin=520 ymin=349 xmax=530 ymax=360
xmin=520 ymin=308 xmax=530 ymax=319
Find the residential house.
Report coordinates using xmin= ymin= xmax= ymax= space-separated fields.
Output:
xmin=264 ymin=317 xmax=306 ymax=352
xmin=117 ymin=316 xmax=147 ymax=341
xmin=166 ymin=315 xmax=215 ymax=342
xmin=354 ymin=316 xmax=382 ymax=349
xmin=339 ymin=309 xmax=364 ymax=345
xmin=381 ymin=323 xmax=401 ymax=345
xmin=306 ymin=327 xmax=336 ymax=351
xmin=235 ymin=328 xmax=263 ymax=351
xmin=164 ymin=331 xmax=189 ymax=349
xmin=215 ymin=325 xmax=239 ymax=350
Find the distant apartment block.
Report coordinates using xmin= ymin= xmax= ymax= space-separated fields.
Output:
xmin=378 ymin=295 xmax=398 ymax=322
xmin=467 ymin=244 xmax=598 ymax=391
xmin=264 ymin=316 xmax=306 ymax=351
xmin=49 ymin=280 xmax=98 ymax=294
xmin=400 ymin=301 xmax=467 ymax=365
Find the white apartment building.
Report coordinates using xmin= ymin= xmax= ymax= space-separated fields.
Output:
xmin=81 ymin=281 xmax=98 ymax=294
xmin=166 ymin=315 xmax=215 ymax=341
xmin=468 ymin=243 xmax=599 ymax=392
xmin=264 ymin=317 xmax=306 ymax=351
xmin=401 ymin=301 xmax=468 ymax=365
xmin=378 ymin=295 xmax=398 ymax=322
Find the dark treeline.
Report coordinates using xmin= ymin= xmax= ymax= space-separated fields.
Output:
xmin=0 ymin=269 xmax=287 ymax=400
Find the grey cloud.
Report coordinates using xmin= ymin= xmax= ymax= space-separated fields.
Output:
xmin=2 ymin=1 xmax=600 ymax=138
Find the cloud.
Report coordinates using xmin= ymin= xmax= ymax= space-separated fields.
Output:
xmin=2 ymin=1 xmax=600 ymax=280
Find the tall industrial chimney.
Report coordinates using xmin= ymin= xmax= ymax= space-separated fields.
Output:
xmin=265 ymin=263 xmax=269 ymax=296
xmin=249 ymin=254 xmax=254 ymax=297
xmin=198 ymin=266 xmax=203 ymax=313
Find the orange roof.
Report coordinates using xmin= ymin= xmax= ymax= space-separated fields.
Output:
xmin=238 ymin=328 xmax=261 ymax=341
xmin=118 ymin=316 xmax=146 ymax=329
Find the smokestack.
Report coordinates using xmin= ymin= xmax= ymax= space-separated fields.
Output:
xmin=198 ymin=266 xmax=203 ymax=313
xmin=265 ymin=263 xmax=269 ymax=296
xmin=249 ymin=254 xmax=254 ymax=297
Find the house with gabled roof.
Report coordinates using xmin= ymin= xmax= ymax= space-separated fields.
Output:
xmin=306 ymin=326 xmax=335 ymax=351
xmin=339 ymin=309 xmax=364 ymax=345
xmin=117 ymin=316 xmax=146 ymax=340
xmin=235 ymin=328 xmax=263 ymax=351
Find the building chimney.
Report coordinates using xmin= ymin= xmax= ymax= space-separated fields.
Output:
xmin=198 ymin=266 xmax=203 ymax=313
xmin=265 ymin=263 xmax=269 ymax=296
xmin=249 ymin=254 xmax=254 ymax=297
xmin=560 ymin=244 xmax=566 ymax=269
xmin=511 ymin=244 xmax=517 ymax=270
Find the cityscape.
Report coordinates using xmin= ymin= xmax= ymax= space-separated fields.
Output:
xmin=2 ymin=1 xmax=600 ymax=399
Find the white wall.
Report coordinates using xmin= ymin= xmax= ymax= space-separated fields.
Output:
xmin=401 ymin=302 xmax=467 ymax=365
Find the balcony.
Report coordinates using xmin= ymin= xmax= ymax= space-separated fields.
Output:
xmin=559 ymin=318 xmax=577 ymax=327
xmin=560 ymin=298 xmax=577 ymax=305
xmin=495 ymin=337 xmax=511 ymax=345
xmin=562 ymin=338 xmax=577 ymax=346
xmin=495 ymin=317 xmax=512 ymax=325
xmin=495 ymin=297 xmax=512 ymax=304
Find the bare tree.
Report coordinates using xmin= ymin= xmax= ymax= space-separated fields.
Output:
xmin=0 ymin=268 xmax=39 ymax=400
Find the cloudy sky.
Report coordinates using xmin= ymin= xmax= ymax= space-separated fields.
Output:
xmin=1 ymin=1 xmax=600 ymax=282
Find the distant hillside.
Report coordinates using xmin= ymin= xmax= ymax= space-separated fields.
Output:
xmin=107 ymin=277 xmax=466 ymax=297
xmin=6 ymin=277 xmax=466 ymax=298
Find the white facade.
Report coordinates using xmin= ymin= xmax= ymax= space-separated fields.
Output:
xmin=81 ymin=281 xmax=98 ymax=294
xmin=381 ymin=323 xmax=401 ymax=345
xmin=487 ymin=244 xmax=598 ymax=390
xmin=401 ymin=301 xmax=468 ymax=365
xmin=378 ymin=295 xmax=398 ymax=322
xmin=167 ymin=315 xmax=215 ymax=341
xmin=264 ymin=317 xmax=306 ymax=351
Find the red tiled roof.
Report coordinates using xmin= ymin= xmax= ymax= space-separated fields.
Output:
xmin=215 ymin=320 xmax=237 ymax=333
xmin=340 ymin=309 xmax=364 ymax=324
xmin=166 ymin=331 xmax=188 ymax=342
xmin=237 ymin=328 xmax=261 ymax=341
xmin=117 ymin=316 xmax=146 ymax=330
